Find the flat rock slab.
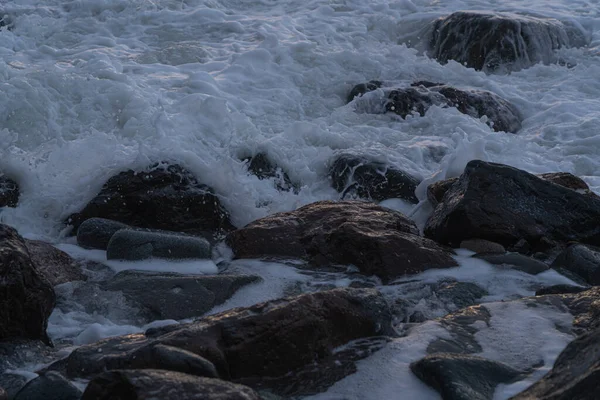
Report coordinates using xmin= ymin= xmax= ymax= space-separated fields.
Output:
xmin=227 ymin=200 xmax=457 ymax=283
xmin=551 ymin=244 xmax=600 ymax=285
xmin=82 ymin=370 xmax=260 ymax=400
xmin=107 ymin=229 xmax=211 ymax=261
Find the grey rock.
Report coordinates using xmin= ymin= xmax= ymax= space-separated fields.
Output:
xmin=107 ymin=229 xmax=211 ymax=261
xmin=551 ymin=244 xmax=600 ymax=285
xmin=474 ymin=253 xmax=549 ymax=274
xmin=76 ymin=218 xmax=130 ymax=250
xmin=435 ymin=280 xmax=488 ymax=309
xmin=14 ymin=372 xmax=81 ymax=400
xmin=460 ymin=239 xmax=505 ymax=254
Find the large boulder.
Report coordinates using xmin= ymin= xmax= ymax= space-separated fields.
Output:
xmin=428 ymin=11 xmax=588 ymax=72
xmin=0 ymin=175 xmax=19 ymax=208
xmin=67 ymin=164 xmax=234 ymax=240
xmin=24 ymin=239 xmax=87 ymax=285
xmin=329 ymin=154 xmax=419 ymax=203
xmin=82 ymin=370 xmax=261 ymax=400
xmin=101 ymin=271 xmax=261 ymax=320
xmin=551 ymin=244 xmax=600 ymax=286
xmin=76 ymin=218 xmax=131 ymax=250
xmin=424 ymin=161 xmax=600 ymax=250
xmin=227 ymin=201 xmax=457 ymax=283
xmin=51 ymin=288 xmax=392 ymax=395
xmin=0 ymin=225 xmax=55 ymax=344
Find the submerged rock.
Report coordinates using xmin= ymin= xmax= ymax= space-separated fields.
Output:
xmin=0 ymin=225 xmax=55 ymax=344
xmin=428 ymin=11 xmax=588 ymax=72
xmin=24 ymin=239 xmax=87 ymax=285
xmin=551 ymin=244 xmax=600 ymax=285
xmin=82 ymin=370 xmax=260 ymax=400
xmin=0 ymin=373 xmax=28 ymax=399
xmin=0 ymin=175 xmax=19 ymax=208
xmin=76 ymin=217 xmax=131 ymax=250
xmin=227 ymin=200 xmax=457 ymax=283
xmin=67 ymin=163 xmax=234 ymax=239
xmin=243 ymin=153 xmax=295 ymax=192
xmin=0 ymin=387 xmax=5 ymax=400
xmin=329 ymin=154 xmax=419 ymax=203
xmin=13 ymin=372 xmax=81 ymax=400
xmin=425 ymin=161 xmax=600 ymax=250
xmin=411 ymin=353 xmax=526 ymax=400
xmin=347 ymin=80 xmax=382 ymax=103
xmin=474 ymin=252 xmax=549 ymax=275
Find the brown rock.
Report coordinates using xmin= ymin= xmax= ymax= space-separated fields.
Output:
xmin=24 ymin=240 xmax=87 ymax=286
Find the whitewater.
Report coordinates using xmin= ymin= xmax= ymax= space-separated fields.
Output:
xmin=0 ymin=0 xmax=599 ymax=398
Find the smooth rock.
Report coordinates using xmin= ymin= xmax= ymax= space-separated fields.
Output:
xmin=551 ymin=244 xmax=600 ymax=285
xmin=460 ymin=239 xmax=506 ymax=254
xmin=106 ymin=229 xmax=211 ymax=261
xmin=24 ymin=239 xmax=86 ymax=285
xmin=76 ymin=218 xmax=131 ymax=250
xmin=474 ymin=253 xmax=549 ymax=274
xmin=227 ymin=200 xmax=457 ymax=283
xmin=14 ymin=372 xmax=81 ymax=400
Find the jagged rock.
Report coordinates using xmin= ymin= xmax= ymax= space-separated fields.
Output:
xmin=425 ymin=161 xmax=600 ymax=250
xmin=67 ymin=164 xmax=234 ymax=240
xmin=460 ymin=239 xmax=505 ymax=254
xmin=24 ymin=239 xmax=86 ymax=285
xmin=81 ymin=370 xmax=260 ymax=400
xmin=411 ymin=353 xmax=526 ymax=400
xmin=551 ymin=244 xmax=600 ymax=285
xmin=0 ymin=225 xmax=55 ymax=344
xmin=0 ymin=175 xmax=19 ymax=208
xmin=329 ymin=154 xmax=419 ymax=203
xmin=76 ymin=218 xmax=131 ymax=250
xmin=13 ymin=372 xmax=81 ymax=400
xmin=535 ymin=284 xmax=587 ymax=296
xmin=227 ymin=200 xmax=457 ymax=283
xmin=474 ymin=253 xmax=549 ymax=275
xmin=106 ymin=229 xmax=211 ymax=261
xmin=243 ymin=153 xmax=295 ymax=191
xmin=427 ymin=178 xmax=458 ymax=207
xmin=428 ymin=11 xmax=588 ymax=72
xmin=102 ymin=271 xmax=261 ymax=320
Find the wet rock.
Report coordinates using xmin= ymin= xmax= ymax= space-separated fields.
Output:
xmin=347 ymin=80 xmax=382 ymax=103
xmin=424 ymin=161 xmax=600 ymax=250
xmin=411 ymin=353 xmax=526 ymax=400
xmin=435 ymin=280 xmax=488 ymax=309
xmin=427 ymin=178 xmax=458 ymax=207
xmin=66 ymin=163 xmax=234 ymax=240
xmin=54 ymin=288 xmax=393 ymax=395
xmin=0 ymin=225 xmax=55 ymax=344
xmin=76 ymin=218 xmax=130 ymax=250
xmin=24 ymin=239 xmax=86 ymax=285
xmin=428 ymin=11 xmax=588 ymax=72
xmin=13 ymin=372 xmax=81 ymax=400
xmin=243 ymin=153 xmax=295 ymax=192
xmin=102 ymin=271 xmax=261 ymax=320
xmin=551 ymin=244 xmax=600 ymax=285
xmin=535 ymin=284 xmax=587 ymax=296
xmin=82 ymin=370 xmax=260 ymax=400
xmin=460 ymin=239 xmax=505 ymax=254
xmin=227 ymin=200 xmax=457 ymax=283
xmin=148 ymin=344 xmax=219 ymax=378
xmin=329 ymin=154 xmax=419 ymax=203
xmin=0 ymin=175 xmax=19 ymax=208
xmin=106 ymin=229 xmax=211 ymax=261
xmin=510 ymin=325 xmax=600 ymax=400
xmin=474 ymin=253 xmax=549 ymax=274
xmin=427 ymin=305 xmax=491 ymax=355
xmin=0 ymin=373 xmax=28 ymax=399
xmin=0 ymin=387 xmax=5 ymax=400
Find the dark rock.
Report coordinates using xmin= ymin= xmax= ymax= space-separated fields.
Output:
xmin=14 ymin=372 xmax=81 ymax=400
xmin=427 ymin=305 xmax=491 ymax=355
xmin=66 ymin=164 xmax=234 ymax=239
xmin=76 ymin=218 xmax=130 ymax=250
xmin=329 ymin=154 xmax=419 ymax=203
xmin=551 ymin=244 xmax=600 ymax=285
xmin=81 ymin=370 xmax=260 ymax=400
xmin=106 ymin=229 xmax=211 ymax=261
xmin=427 ymin=178 xmax=458 ymax=207
xmin=0 ymin=175 xmax=19 ymax=208
xmin=435 ymin=281 xmax=488 ymax=309
xmin=0 ymin=340 xmax=58 ymax=374
xmin=510 ymin=325 xmax=600 ymax=400
xmin=429 ymin=11 xmax=588 ymax=72
xmin=54 ymin=288 xmax=392 ymax=395
xmin=243 ymin=153 xmax=295 ymax=192
xmin=102 ymin=271 xmax=260 ymax=320
xmin=146 ymin=344 xmax=219 ymax=378
xmin=411 ymin=353 xmax=526 ymax=400
xmin=424 ymin=161 xmax=600 ymax=250
xmin=474 ymin=253 xmax=549 ymax=274
xmin=535 ymin=284 xmax=587 ymax=296
xmin=347 ymin=80 xmax=382 ymax=103
xmin=0 ymin=373 xmax=28 ymax=399
xmin=24 ymin=239 xmax=87 ymax=285
xmin=227 ymin=200 xmax=457 ymax=283
xmin=0 ymin=387 xmax=5 ymax=400
xmin=0 ymin=225 xmax=55 ymax=344
xmin=460 ymin=239 xmax=505 ymax=254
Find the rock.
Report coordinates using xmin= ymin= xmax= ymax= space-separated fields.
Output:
xmin=510 ymin=325 xmax=600 ymax=400
xmin=435 ymin=281 xmax=488 ymax=309
xmin=106 ymin=229 xmax=211 ymax=261
xmin=427 ymin=178 xmax=458 ymax=207
xmin=24 ymin=239 xmax=87 ymax=285
xmin=82 ymin=370 xmax=260 ymax=400
xmin=329 ymin=154 xmax=419 ymax=203
xmin=0 ymin=225 xmax=55 ymax=344
xmin=424 ymin=161 xmax=600 ymax=250
xmin=243 ymin=153 xmax=295 ymax=192
xmin=13 ymin=372 xmax=81 ymax=400
xmin=347 ymin=80 xmax=382 ymax=103
xmin=460 ymin=239 xmax=506 ymax=254
xmin=411 ymin=353 xmax=526 ymax=400
xmin=0 ymin=387 xmax=5 ymax=400
xmin=0 ymin=175 xmax=19 ymax=208
xmin=54 ymin=288 xmax=393 ymax=395
xmin=149 ymin=345 xmax=219 ymax=378
xmin=474 ymin=253 xmax=549 ymax=274
xmin=551 ymin=244 xmax=600 ymax=285
xmin=0 ymin=373 xmax=28 ymax=399
xmin=535 ymin=284 xmax=587 ymax=296
xmin=67 ymin=164 xmax=234 ymax=240
xmin=76 ymin=218 xmax=131 ymax=250
xmin=227 ymin=200 xmax=457 ymax=283
xmin=428 ymin=11 xmax=588 ymax=72
xmin=102 ymin=271 xmax=261 ymax=320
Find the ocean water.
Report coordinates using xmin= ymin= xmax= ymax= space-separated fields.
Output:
xmin=0 ymin=0 xmax=598 ymax=398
